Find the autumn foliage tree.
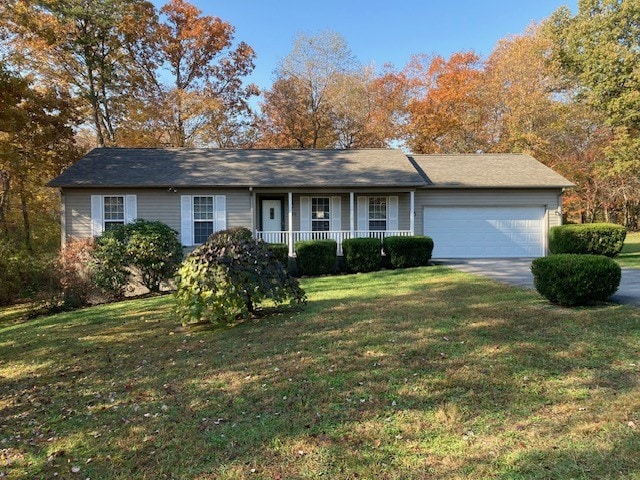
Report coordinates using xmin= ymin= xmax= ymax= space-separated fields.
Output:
xmin=118 ymin=0 xmax=258 ymax=147
xmin=405 ymin=52 xmax=487 ymax=154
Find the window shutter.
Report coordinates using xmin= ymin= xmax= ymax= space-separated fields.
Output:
xmin=125 ymin=195 xmax=137 ymax=224
xmin=330 ymin=196 xmax=341 ymax=231
xmin=90 ymin=195 xmax=103 ymax=236
xmin=214 ymin=195 xmax=226 ymax=231
xmin=388 ymin=196 xmax=399 ymax=231
xmin=180 ymin=195 xmax=193 ymax=246
xmin=357 ymin=196 xmax=368 ymax=233
xmin=300 ymin=196 xmax=311 ymax=231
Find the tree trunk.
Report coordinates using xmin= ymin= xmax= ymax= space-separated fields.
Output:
xmin=86 ymin=55 xmax=105 ymax=147
xmin=19 ymin=184 xmax=31 ymax=252
xmin=0 ymin=170 xmax=10 ymax=234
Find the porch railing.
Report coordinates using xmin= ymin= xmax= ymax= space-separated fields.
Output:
xmin=255 ymin=230 xmax=413 ymax=256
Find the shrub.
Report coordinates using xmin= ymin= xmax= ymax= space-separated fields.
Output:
xmin=91 ymin=234 xmax=130 ymax=300
xmin=295 ymin=239 xmax=337 ymax=276
xmin=91 ymin=219 xmax=183 ymax=297
xmin=123 ymin=220 xmax=183 ymax=292
xmin=342 ymin=237 xmax=381 ymax=272
xmin=382 ymin=236 xmax=434 ymax=268
xmin=55 ymin=238 xmax=96 ymax=308
xmin=549 ymin=223 xmax=626 ymax=257
xmin=531 ymin=254 xmax=621 ymax=306
xmin=175 ymin=227 xmax=306 ymax=325
xmin=268 ymin=243 xmax=289 ymax=265
xmin=0 ymin=240 xmax=54 ymax=306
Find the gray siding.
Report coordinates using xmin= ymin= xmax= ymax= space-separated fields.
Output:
xmin=62 ymin=188 xmax=251 ymax=240
xmin=414 ymin=188 xmax=563 ymax=236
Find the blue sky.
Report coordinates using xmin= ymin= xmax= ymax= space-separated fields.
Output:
xmin=165 ymin=0 xmax=578 ymax=91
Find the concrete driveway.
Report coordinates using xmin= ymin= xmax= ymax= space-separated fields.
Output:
xmin=436 ymin=258 xmax=640 ymax=307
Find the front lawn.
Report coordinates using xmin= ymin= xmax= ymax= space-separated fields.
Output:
xmin=1 ymin=267 xmax=639 ymax=479
xmin=618 ymin=231 xmax=640 ymax=268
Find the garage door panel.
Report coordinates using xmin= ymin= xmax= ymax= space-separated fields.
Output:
xmin=424 ymin=206 xmax=545 ymax=258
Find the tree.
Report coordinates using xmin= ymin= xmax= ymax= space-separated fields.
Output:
xmin=0 ymin=62 xmax=79 ymax=250
xmin=5 ymin=0 xmax=156 ymax=147
xmin=260 ymin=30 xmax=358 ymax=148
xmin=549 ymin=0 xmax=640 ymax=227
xmin=405 ymin=52 xmax=487 ymax=153
xmin=119 ymin=0 xmax=258 ymax=147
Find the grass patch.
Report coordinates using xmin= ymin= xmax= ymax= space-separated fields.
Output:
xmin=618 ymin=231 xmax=640 ymax=269
xmin=1 ymin=267 xmax=639 ymax=479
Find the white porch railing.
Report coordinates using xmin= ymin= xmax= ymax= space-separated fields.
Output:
xmin=255 ymin=230 xmax=413 ymax=256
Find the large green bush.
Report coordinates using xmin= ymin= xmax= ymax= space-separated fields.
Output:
xmin=382 ymin=236 xmax=434 ymax=268
xmin=342 ymin=237 xmax=381 ymax=273
xmin=92 ymin=219 xmax=183 ymax=298
xmin=549 ymin=223 xmax=626 ymax=257
xmin=175 ymin=227 xmax=305 ymax=325
xmin=531 ymin=254 xmax=621 ymax=306
xmin=295 ymin=239 xmax=337 ymax=276
xmin=91 ymin=234 xmax=129 ymax=299
xmin=0 ymin=240 xmax=54 ymax=306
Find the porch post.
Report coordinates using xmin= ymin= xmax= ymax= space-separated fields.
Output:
xmin=410 ymin=190 xmax=415 ymax=235
xmin=288 ymin=191 xmax=294 ymax=256
xmin=349 ymin=192 xmax=355 ymax=237
xmin=249 ymin=187 xmax=255 ymax=235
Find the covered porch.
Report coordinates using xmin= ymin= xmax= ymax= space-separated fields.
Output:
xmin=252 ymin=190 xmax=416 ymax=256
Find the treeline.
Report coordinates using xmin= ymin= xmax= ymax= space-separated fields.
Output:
xmin=0 ymin=0 xmax=639 ymax=261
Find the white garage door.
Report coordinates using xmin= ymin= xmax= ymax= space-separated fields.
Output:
xmin=423 ymin=206 xmax=545 ymax=258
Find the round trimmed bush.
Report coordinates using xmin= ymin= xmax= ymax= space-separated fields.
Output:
xmin=531 ymin=254 xmax=621 ymax=306
xmin=342 ymin=237 xmax=381 ymax=273
xmin=295 ymin=239 xmax=337 ymax=276
xmin=382 ymin=235 xmax=434 ymax=268
xmin=549 ymin=223 xmax=626 ymax=257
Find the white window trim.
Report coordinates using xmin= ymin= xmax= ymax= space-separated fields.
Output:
xmin=357 ymin=195 xmax=398 ymax=232
xmin=193 ymin=195 xmax=215 ymax=245
xmin=91 ymin=194 xmax=137 ymax=236
xmin=311 ymin=196 xmax=331 ymax=232
xmin=368 ymin=196 xmax=388 ymax=231
xmin=180 ymin=194 xmax=227 ymax=246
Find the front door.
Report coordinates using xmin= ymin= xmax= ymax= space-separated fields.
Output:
xmin=262 ymin=199 xmax=282 ymax=232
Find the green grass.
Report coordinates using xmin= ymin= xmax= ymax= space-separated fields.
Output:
xmin=1 ymin=267 xmax=639 ymax=479
xmin=618 ymin=231 xmax=640 ymax=268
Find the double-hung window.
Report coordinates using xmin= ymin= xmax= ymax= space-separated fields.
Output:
xmin=180 ymin=194 xmax=226 ymax=246
xmin=193 ymin=196 xmax=214 ymax=244
xmin=91 ymin=194 xmax=137 ymax=236
xmin=103 ymin=196 xmax=125 ymax=230
xmin=311 ymin=197 xmax=330 ymax=232
xmin=368 ymin=197 xmax=387 ymax=231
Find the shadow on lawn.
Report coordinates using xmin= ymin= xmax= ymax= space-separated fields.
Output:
xmin=1 ymin=269 xmax=639 ymax=478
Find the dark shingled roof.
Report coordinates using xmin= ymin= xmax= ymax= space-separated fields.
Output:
xmin=48 ymin=148 xmax=426 ymax=188
xmin=409 ymin=153 xmax=574 ymax=188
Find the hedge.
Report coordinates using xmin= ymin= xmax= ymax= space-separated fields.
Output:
xmin=549 ymin=223 xmax=626 ymax=257
xmin=342 ymin=237 xmax=381 ymax=272
xmin=531 ymin=254 xmax=621 ymax=306
xmin=268 ymin=243 xmax=289 ymax=265
xmin=382 ymin=236 xmax=434 ymax=268
xmin=295 ymin=239 xmax=337 ymax=276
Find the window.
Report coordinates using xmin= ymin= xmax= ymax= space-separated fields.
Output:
xmin=193 ymin=196 xmax=214 ymax=244
xmin=369 ymin=197 xmax=387 ymax=231
xmin=311 ymin=197 xmax=330 ymax=232
xmin=103 ymin=196 xmax=125 ymax=230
